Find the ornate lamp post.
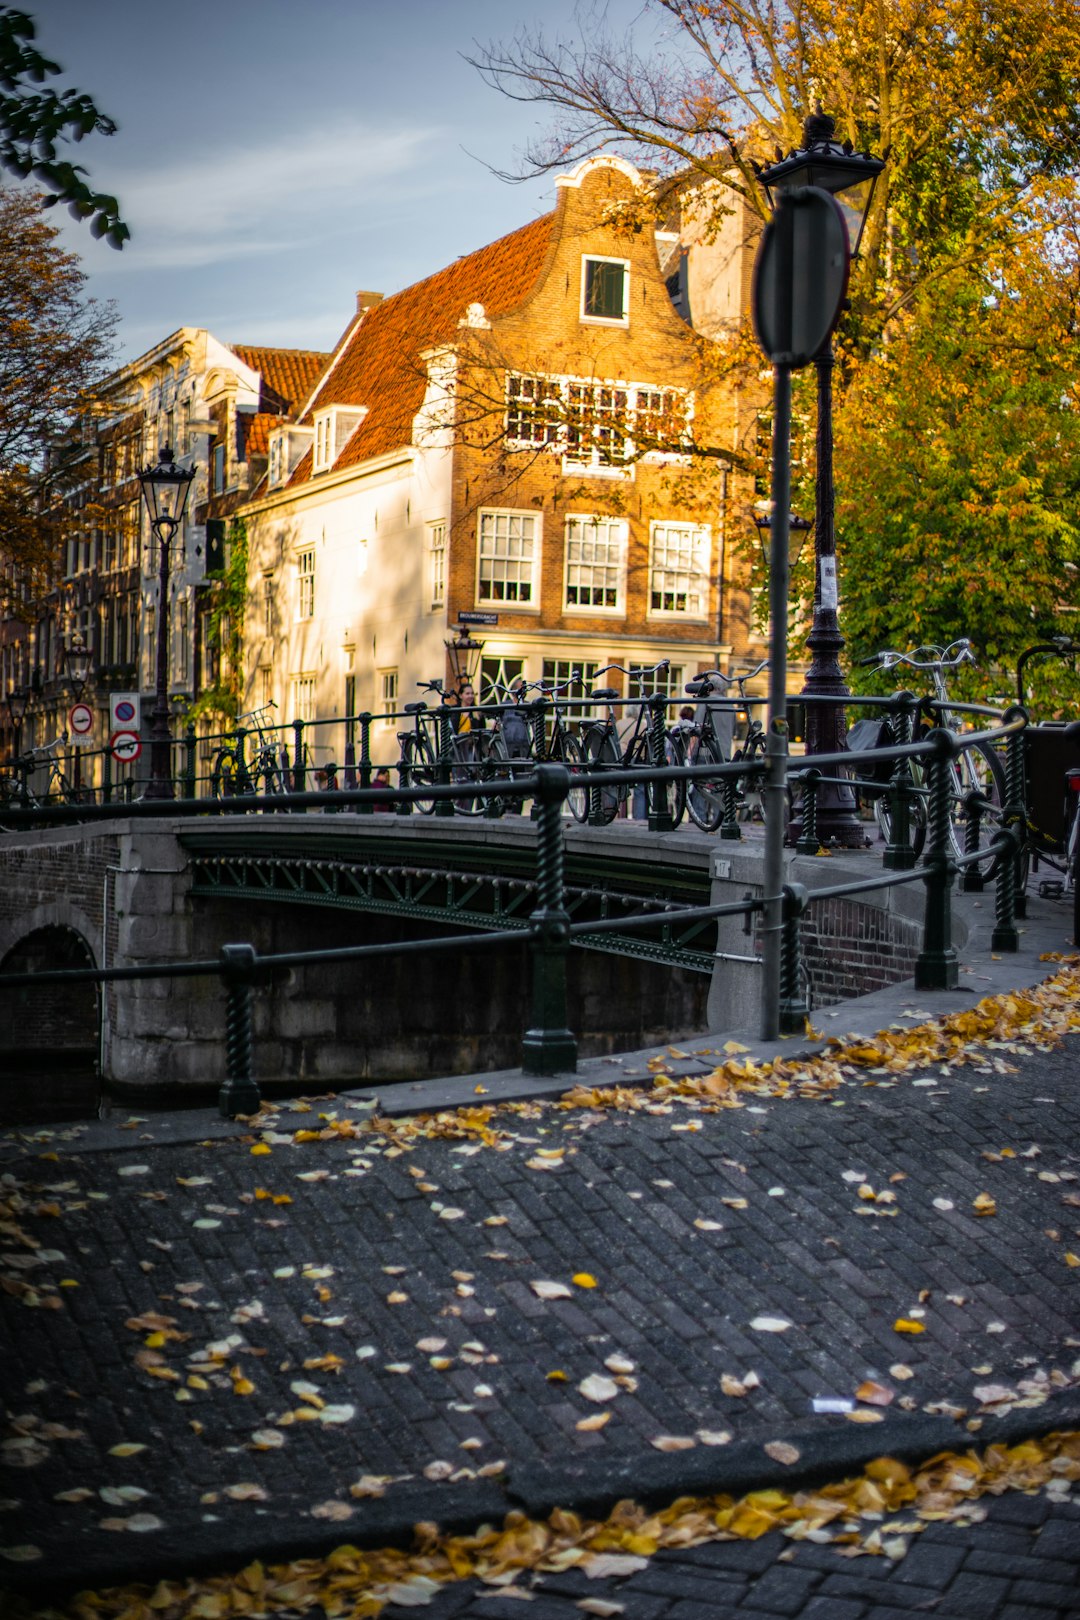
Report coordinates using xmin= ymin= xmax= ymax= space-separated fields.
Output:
xmin=4 ymin=683 xmax=28 ymax=763
xmin=137 ymin=447 xmax=196 ymax=800
xmin=63 ymin=631 xmax=92 ymax=798
xmin=758 ymin=109 xmax=885 ymax=844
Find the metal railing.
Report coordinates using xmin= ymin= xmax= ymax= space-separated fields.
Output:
xmin=0 ymin=709 xmax=1034 ymax=1118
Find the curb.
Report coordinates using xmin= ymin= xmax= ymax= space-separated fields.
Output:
xmin=8 ymin=1392 xmax=1080 ymax=1602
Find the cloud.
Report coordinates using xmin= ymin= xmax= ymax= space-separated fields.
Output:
xmin=102 ymin=119 xmax=441 ymax=272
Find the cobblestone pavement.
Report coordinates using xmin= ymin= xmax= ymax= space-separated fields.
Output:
xmin=1 ymin=1030 xmax=1079 ymax=1605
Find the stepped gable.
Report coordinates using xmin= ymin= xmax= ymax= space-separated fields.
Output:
xmin=292 ymin=211 xmax=555 ymax=482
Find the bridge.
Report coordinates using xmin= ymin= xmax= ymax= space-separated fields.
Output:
xmin=0 ymin=801 xmax=933 ymax=1122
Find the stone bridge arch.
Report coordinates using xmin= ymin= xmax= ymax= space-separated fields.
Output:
xmin=0 ymin=924 xmax=100 ymax=1124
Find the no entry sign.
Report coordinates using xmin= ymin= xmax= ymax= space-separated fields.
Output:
xmin=68 ymin=702 xmax=94 ymax=737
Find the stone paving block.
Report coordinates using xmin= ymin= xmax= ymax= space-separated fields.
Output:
xmin=1008 ymin=1579 xmax=1080 ymax=1610
xmin=933 ymin=1571 xmax=1016 ymax=1615
xmin=729 ymin=1564 xmax=822 ymax=1614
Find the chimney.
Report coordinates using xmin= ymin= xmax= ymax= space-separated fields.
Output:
xmin=356 ymin=290 xmax=383 ymax=314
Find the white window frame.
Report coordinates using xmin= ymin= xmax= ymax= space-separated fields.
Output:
xmin=290 ymin=674 xmax=316 ymax=723
xmin=648 ymin=522 xmax=712 ymax=621
xmin=429 ymin=520 xmax=446 ymax=610
xmin=476 ymin=509 xmax=541 ymax=612
xmin=505 ymin=372 xmax=691 ymax=478
xmin=581 ymin=255 xmax=630 ymax=326
xmin=379 ymin=668 xmax=399 ymax=711
xmin=262 ymin=573 xmax=274 ymax=637
xmin=563 ymin=515 xmax=627 ymax=616
xmin=296 ymin=547 xmax=315 ymax=620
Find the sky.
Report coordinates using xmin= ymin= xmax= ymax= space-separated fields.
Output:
xmin=26 ymin=0 xmax=663 ymax=364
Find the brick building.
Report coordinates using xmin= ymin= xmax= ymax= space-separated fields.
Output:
xmin=239 ymin=153 xmax=760 ymax=771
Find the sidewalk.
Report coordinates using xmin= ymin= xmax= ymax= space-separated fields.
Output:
xmin=1 ymin=893 xmax=1079 ymax=1607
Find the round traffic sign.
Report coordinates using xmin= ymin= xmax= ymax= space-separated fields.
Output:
xmin=113 ymin=699 xmax=137 ymax=725
xmin=110 ymin=730 xmax=142 ymax=764
xmin=752 ymin=186 xmax=849 ymax=368
xmin=69 ymin=702 xmax=94 ymax=736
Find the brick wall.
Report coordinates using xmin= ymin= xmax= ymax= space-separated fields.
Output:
xmin=801 ymin=895 xmax=922 ymax=1006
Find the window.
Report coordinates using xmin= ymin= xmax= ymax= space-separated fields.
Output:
xmin=541 ymin=658 xmax=599 ymax=721
xmin=479 ymin=656 xmax=525 ymax=703
xmin=344 ymin=674 xmax=356 ymax=747
xmin=379 ymin=669 xmax=399 ymax=711
xmin=564 ymin=516 xmax=626 ymax=613
xmin=312 ymin=407 xmax=367 ymax=474
xmin=259 ymin=666 xmax=273 ymax=710
xmin=268 ymin=434 xmax=285 ymax=489
xmin=582 ymin=256 xmax=629 ymax=324
xmin=429 ymin=521 xmax=446 ymax=610
xmin=262 ymin=573 xmax=275 ymax=637
xmin=632 ymin=663 xmax=684 ymax=701
xmin=178 ymin=599 xmax=189 ymax=682
xmin=649 ymin=523 xmax=711 ymax=619
xmin=297 ymin=548 xmax=315 ymax=619
xmin=477 ymin=510 xmax=539 ymax=608
xmin=211 ymin=444 xmax=226 ymax=494
xmin=505 ymin=373 xmax=690 ymax=475
xmin=314 ymin=414 xmax=333 ymax=473
xmin=290 ymin=674 xmax=316 ymax=722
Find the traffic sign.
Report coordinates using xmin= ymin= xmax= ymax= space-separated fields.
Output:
xmin=68 ymin=702 xmax=94 ymax=736
xmin=110 ymin=730 xmax=142 ymax=764
xmin=110 ymin=693 xmax=141 ymax=732
xmin=752 ymin=187 xmax=849 ymax=368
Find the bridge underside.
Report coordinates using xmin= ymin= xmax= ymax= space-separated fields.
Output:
xmin=181 ymin=821 xmax=717 ymax=973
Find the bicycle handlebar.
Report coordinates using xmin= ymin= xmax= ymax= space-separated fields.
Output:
xmin=862 ymin=639 xmax=975 ymax=674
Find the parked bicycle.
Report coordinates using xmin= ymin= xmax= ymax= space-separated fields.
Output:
xmin=0 ymin=737 xmax=84 ymax=808
xmin=396 ymin=680 xmax=495 ymax=816
xmin=1013 ymin=638 xmax=1080 ymax=932
xmin=681 ymin=660 xmax=775 ymax=832
xmin=578 ymin=661 xmax=687 ymax=827
xmin=847 ymin=640 xmax=1005 ymax=865
xmin=210 ymin=704 xmax=289 ymax=798
xmin=484 ymin=674 xmax=588 ymax=820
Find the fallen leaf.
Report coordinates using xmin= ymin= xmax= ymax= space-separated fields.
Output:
xmin=846 ymin=1409 xmax=886 ymax=1424
xmin=578 ymin=1375 xmax=619 ymax=1403
xmin=572 ymin=1273 xmax=597 ymax=1289
xmin=575 ymin=1413 xmax=611 ymax=1432
xmin=764 ymin=1441 xmax=800 ymax=1464
xmin=750 ymin=1315 xmax=791 ymax=1333
xmin=855 ymin=1381 xmax=895 ymax=1407
xmin=530 ymin=1280 xmax=572 ymax=1300
xmin=893 ymin=1319 xmax=926 ymax=1335
xmin=310 ymin=1500 xmax=353 ymax=1521
xmin=223 ymin=1483 xmax=268 ymax=1502
xmin=651 ymin=1435 xmax=695 ymax=1451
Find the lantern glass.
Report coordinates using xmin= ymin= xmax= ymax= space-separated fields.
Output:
xmin=137 ymin=446 xmax=196 ymax=529
xmin=65 ymin=632 xmax=92 ymax=693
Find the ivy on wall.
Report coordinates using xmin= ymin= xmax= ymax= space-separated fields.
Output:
xmin=185 ymin=517 xmax=247 ymax=728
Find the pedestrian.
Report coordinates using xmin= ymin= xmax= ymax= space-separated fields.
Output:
xmin=370 ymin=765 xmax=393 ymax=811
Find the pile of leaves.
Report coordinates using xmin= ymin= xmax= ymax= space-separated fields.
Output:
xmin=14 ymin=1431 xmax=1079 ymax=1619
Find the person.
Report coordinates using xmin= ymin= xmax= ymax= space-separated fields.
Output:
xmin=452 ymin=680 xmax=486 ymax=736
xmin=370 ymin=765 xmax=393 ymax=811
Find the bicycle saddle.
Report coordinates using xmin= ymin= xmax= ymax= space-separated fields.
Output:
xmin=590 ymin=688 xmax=620 ymax=700
xmin=403 ymin=701 xmax=427 ymax=714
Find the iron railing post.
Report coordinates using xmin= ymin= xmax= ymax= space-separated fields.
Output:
xmin=883 ymin=692 xmax=917 ymax=871
xmin=993 ymin=707 xmax=1028 ymax=949
xmin=358 ymin=712 xmax=373 ymax=809
xmin=961 ymin=790 xmax=988 ymax=893
xmin=529 ymin=697 xmax=548 ymax=821
xmin=522 ymin=763 xmax=577 ymax=1076
xmin=778 ymin=881 xmax=810 ymax=1034
xmin=647 ymin=693 xmax=674 ymax=832
xmin=720 ymin=757 xmax=741 ymax=840
xmin=102 ymin=746 xmax=113 ymax=806
xmin=218 ymin=943 xmax=261 ymax=1118
xmin=183 ymin=723 xmax=197 ymax=801
xmin=234 ymin=726 xmax=249 ymax=796
xmin=291 ymin=719 xmax=306 ymax=800
xmin=436 ymin=708 xmax=454 ymax=818
xmin=794 ymin=769 xmax=821 ymax=855
xmin=915 ymin=727 xmax=959 ymax=989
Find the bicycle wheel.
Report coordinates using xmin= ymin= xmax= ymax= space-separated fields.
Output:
xmin=627 ymin=733 xmax=686 ymax=827
xmin=737 ymin=734 xmax=792 ymax=829
xmin=950 ymin=740 xmax=1006 ymax=869
xmin=550 ymin=731 xmax=588 ymax=822
xmin=449 ymin=734 xmax=487 ymax=816
xmin=686 ymin=737 xmax=725 ymax=833
xmin=402 ymin=734 xmax=436 ymax=815
xmin=211 ymin=749 xmax=240 ymax=799
xmin=581 ymin=726 xmax=621 ymax=824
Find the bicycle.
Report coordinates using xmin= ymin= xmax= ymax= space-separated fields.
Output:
xmin=578 ymin=661 xmax=687 ymax=828
xmin=0 ymin=738 xmax=83 ymax=808
xmin=681 ymin=660 xmax=777 ymax=833
xmin=483 ymin=675 xmax=588 ymax=821
xmin=1013 ymin=639 xmax=1080 ymax=925
xmin=397 ymin=681 xmax=494 ymax=816
xmin=848 ymin=640 xmax=1006 ymax=865
xmin=210 ymin=704 xmax=289 ymax=798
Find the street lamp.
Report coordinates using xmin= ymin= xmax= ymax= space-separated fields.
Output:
xmin=63 ymin=632 xmax=93 ymax=799
xmin=758 ymin=108 xmax=885 ymax=844
xmin=753 ymin=509 xmax=813 ymax=574
xmin=137 ymin=446 xmax=196 ymax=800
xmin=4 ymin=684 xmax=28 ymax=763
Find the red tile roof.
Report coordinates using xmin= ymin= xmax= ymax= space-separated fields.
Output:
xmin=294 ymin=211 xmax=555 ymax=478
xmin=231 ymin=347 xmax=329 ymax=417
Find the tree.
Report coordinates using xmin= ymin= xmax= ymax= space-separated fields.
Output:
xmin=834 ymin=229 xmax=1080 ymax=708
xmin=0 ymin=6 xmax=127 ymax=247
xmin=0 ymin=184 xmax=118 ymax=590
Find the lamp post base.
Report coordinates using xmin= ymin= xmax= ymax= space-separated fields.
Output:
xmin=788 ymin=622 xmax=866 ymax=849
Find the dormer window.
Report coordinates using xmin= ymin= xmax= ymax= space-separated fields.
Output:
xmin=582 ymin=256 xmax=629 ymax=325
xmin=312 ymin=406 xmax=367 ymax=474
xmin=267 ymin=425 xmax=314 ymax=489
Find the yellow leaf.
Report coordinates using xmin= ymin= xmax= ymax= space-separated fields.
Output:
xmin=1064 ymin=1252 xmax=1080 ymax=1268
xmin=973 ymin=1194 xmax=997 ymax=1217
xmin=893 ymin=1319 xmax=926 ymax=1334
xmin=547 ymin=1370 xmax=568 ymax=1382
xmin=293 ymin=1130 xmax=322 ymax=1143
xmin=58 ymin=1279 xmax=78 ymax=1288
xmin=250 ymin=1144 xmax=271 ymax=1156
xmin=572 ymin=1273 xmax=598 ymax=1289
xmin=144 ymin=1332 xmax=166 ymax=1349
xmin=576 ymin=1412 xmax=610 ymax=1431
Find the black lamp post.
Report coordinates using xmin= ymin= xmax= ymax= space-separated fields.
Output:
xmin=63 ymin=631 xmax=92 ymax=798
xmin=137 ymin=447 xmax=196 ymax=800
xmin=4 ymin=683 xmax=28 ymax=763
xmin=758 ymin=109 xmax=885 ymax=844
